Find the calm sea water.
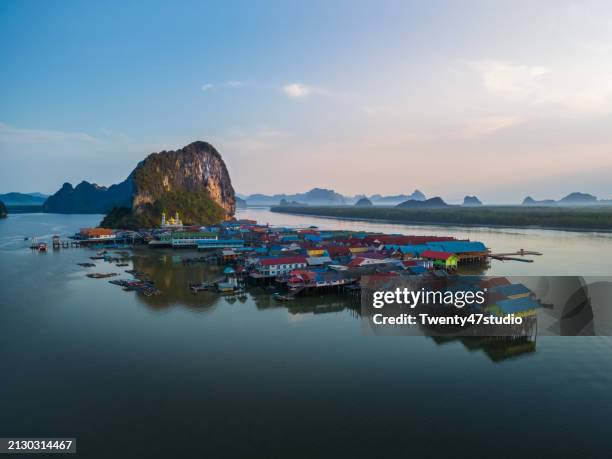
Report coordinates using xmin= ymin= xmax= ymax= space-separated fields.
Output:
xmin=1 ymin=210 xmax=612 ymax=458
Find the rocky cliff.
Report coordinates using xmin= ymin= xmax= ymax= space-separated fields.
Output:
xmin=103 ymin=141 xmax=235 ymax=228
xmin=0 ymin=200 xmax=7 ymax=218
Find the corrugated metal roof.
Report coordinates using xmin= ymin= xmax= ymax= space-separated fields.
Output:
xmin=427 ymin=241 xmax=487 ymax=253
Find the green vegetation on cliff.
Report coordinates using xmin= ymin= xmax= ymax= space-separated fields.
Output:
xmin=100 ymin=188 xmax=225 ymax=228
xmin=271 ymin=205 xmax=612 ymax=231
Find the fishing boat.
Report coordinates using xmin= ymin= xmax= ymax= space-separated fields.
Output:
xmin=190 ymin=281 xmax=216 ymax=293
xmin=86 ymin=272 xmax=118 ymax=279
xmin=38 ymin=243 xmax=48 ymax=252
xmin=273 ymin=293 xmax=295 ymax=302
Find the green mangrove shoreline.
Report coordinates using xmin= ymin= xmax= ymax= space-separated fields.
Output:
xmin=269 ymin=205 xmax=612 ymax=233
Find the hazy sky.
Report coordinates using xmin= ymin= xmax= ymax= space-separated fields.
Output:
xmin=2 ymin=0 xmax=612 ymax=203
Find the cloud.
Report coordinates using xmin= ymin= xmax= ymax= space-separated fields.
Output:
xmin=471 ymin=60 xmax=550 ymax=99
xmin=282 ymin=83 xmax=311 ymax=98
xmin=0 ymin=122 xmax=99 ymax=144
xmin=471 ymin=59 xmax=612 ymax=115
xmin=201 ymin=81 xmax=245 ymax=92
xmin=459 ymin=116 xmax=522 ymax=139
xmin=281 ymin=82 xmax=329 ymax=99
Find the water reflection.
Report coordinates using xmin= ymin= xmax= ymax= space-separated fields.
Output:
xmin=129 ymin=249 xmax=363 ymax=318
xmin=126 ymin=249 xmax=612 ymax=362
xmin=130 ymin=248 xmax=222 ymax=310
xmin=430 ymin=336 xmax=537 ymax=362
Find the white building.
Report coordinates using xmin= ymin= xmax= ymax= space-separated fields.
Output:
xmin=255 ymin=256 xmax=308 ymax=277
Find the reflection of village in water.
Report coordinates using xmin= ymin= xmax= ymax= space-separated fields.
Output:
xmin=96 ymin=250 xmax=537 ymax=363
xmin=130 ymin=248 xmax=362 ymax=314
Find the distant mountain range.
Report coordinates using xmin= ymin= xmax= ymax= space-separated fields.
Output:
xmin=4 ymin=185 xmax=610 ymax=218
xmin=243 ymin=189 xmax=612 ymax=207
xmin=43 ymin=179 xmax=133 ymax=214
xmin=370 ymin=190 xmax=426 ymax=204
xmin=241 ymin=188 xmax=426 ymax=206
xmin=0 ymin=192 xmax=48 ymax=206
xmin=522 ymin=192 xmax=612 ymax=206
xmin=244 ymin=188 xmax=346 ymax=206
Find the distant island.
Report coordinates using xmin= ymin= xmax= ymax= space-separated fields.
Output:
xmin=522 ymin=192 xmax=610 ymax=206
xmin=354 ymin=197 xmax=373 ymax=206
xmin=0 ymin=200 xmax=7 ymax=218
xmin=397 ymin=197 xmax=448 ymax=208
xmin=463 ymin=196 xmax=483 ymax=206
xmin=0 ymin=192 xmax=47 ymax=206
xmin=236 ymin=189 xmax=610 ymax=208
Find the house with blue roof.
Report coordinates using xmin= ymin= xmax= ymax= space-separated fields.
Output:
xmin=385 ymin=240 xmax=488 ymax=266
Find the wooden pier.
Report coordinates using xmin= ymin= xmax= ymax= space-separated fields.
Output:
xmin=488 ymin=249 xmax=542 ymax=263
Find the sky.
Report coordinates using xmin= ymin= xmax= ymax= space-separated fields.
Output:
xmin=2 ymin=0 xmax=612 ymax=204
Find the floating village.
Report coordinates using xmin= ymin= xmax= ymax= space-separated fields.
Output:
xmin=28 ymin=211 xmax=544 ymax=325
